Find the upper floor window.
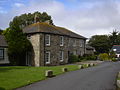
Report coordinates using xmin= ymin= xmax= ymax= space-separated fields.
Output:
xmin=59 ymin=51 xmax=64 ymax=61
xmin=45 ymin=51 xmax=50 ymax=64
xmin=68 ymin=38 xmax=70 ymax=46
xmin=45 ymin=34 xmax=50 ymax=46
xmin=60 ymin=36 xmax=64 ymax=46
xmin=0 ymin=49 xmax=4 ymax=60
xmin=80 ymin=40 xmax=83 ymax=47
xmin=73 ymin=39 xmax=76 ymax=46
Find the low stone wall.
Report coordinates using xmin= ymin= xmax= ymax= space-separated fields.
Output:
xmin=75 ymin=61 xmax=103 ymax=65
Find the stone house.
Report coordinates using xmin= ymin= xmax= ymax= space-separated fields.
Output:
xmin=0 ymin=35 xmax=9 ymax=64
xmin=23 ymin=22 xmax=86 ymax=66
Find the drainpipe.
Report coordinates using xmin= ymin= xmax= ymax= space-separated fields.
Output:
xmin=84 ymin=39 xmax=86 ymax=55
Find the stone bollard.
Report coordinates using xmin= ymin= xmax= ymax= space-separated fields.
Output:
xmin=118 ymin=72 xmax=120 ymax=78
xmin=93 ymin=63 xmax=96 ymax=66
xmin=117 ymin=72 xmax=120 ymax=89
xmin=90 ymin=63 xmax=93 ymax=67
xmin=88 ymin=64 xmax=91 ymax=67
xmin=62 ymin=68 xmax=68 ymax=72
xmin=86 ymin=64 xmax=89 ymax=67
xmin=45 ymin=70 xmax=53 ymax=77
xmin=78 ymin=65 xmax=83 ymax=69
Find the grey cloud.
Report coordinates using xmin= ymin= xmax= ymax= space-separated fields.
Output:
xmin=0 ymin=0 xmax=120 ymax=38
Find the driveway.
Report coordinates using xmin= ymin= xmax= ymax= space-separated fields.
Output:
xmin=17 ymin=62 xmax=120 ymax=90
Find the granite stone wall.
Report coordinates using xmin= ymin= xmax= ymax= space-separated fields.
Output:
xmin=28 ymin=33 xmax=86 ymax=66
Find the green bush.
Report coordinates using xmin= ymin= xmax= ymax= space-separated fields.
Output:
xmin=69 ymin=54 xmax=79 ymax=63
xmin=111 ymin=58 xmax=117 ymax=62
xmin=98 ymin=53 xmax=109 ymax=61
xmin=79 ymin=54 xmax=97 ymax=61
xmin=109 ymin=51 xmax=117 ymax=61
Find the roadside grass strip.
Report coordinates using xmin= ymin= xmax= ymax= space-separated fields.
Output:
xmin=0 ymin=63 xmax=96 ymax=90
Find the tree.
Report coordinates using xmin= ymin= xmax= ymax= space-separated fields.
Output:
xmin=88 ymin=35 xmax=110 ymax=54
xmin=4 ymin=11 xmax=53 ymax=65
xmin=0 ymin=29 xmax=3 ymax=34
xmin=3 ymin=18 xmax=31 ymax=65
xmin=9 ymin=11 xmax=53 ymax=29
xmin=109 ymin=30 xmax=119 ymax=48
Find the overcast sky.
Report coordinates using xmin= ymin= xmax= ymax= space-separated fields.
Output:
xmin=0 ymin=0 xmax=120 ymax=38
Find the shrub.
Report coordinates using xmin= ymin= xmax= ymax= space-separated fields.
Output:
xmin=98 ymin=53 xmax=109 ymax=61
xmin=111 ymin=58 xmax=117 ymax=62
xmin=69 ymin=54 xmax=79 ymax=63
xmin=79 ymin=54 xmax=97 ymax=61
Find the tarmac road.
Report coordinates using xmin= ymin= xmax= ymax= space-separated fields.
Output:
xmin=17 ymin=62 xmax=120 ymax=90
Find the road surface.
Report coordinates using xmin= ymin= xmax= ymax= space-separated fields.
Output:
xmin=17 ymin=62 xmax=120 ymax=90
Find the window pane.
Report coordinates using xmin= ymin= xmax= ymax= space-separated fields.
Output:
xmin=60 ymin=36 xmax=64 ymax=46
xmin=0 ymin=49 xmax=4 ymax=59
xmin=45 ymin=35 xmax=50 ymax=46
xmin=45 ymin=51 xmax=50 ymax=63
xmin=60 ymin=51 xmax=63 ymax=61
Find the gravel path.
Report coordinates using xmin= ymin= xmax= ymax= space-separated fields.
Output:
xmin=17 ymin=62 xmax=120 ymax=90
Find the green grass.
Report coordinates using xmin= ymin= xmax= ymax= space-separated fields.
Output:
xmin=0 ymin=65 xmax=79 ymax=90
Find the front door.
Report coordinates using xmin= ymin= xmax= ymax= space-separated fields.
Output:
xmin=26 ymin=52 xmax=31 ymax=66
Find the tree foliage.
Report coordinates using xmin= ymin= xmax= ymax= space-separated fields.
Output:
xmin=88 ymin=35 xmax=110 ymax=54
xmin=3 ymin=11 xmax=53 ymax=65
xmin=3 ymin=28 xmax=31 ymax=65
xmin=109 ymin=30 xmax=120 ymax=47
xmin=0 ymin=29 xmax=3 ymax=34
xmin=88 ymin=30 xmax=120 ymax=54
xmin=9 ymin=11 xmax=53 ymax=29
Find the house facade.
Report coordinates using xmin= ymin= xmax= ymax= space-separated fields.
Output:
xmin=23 ymin=22 xmax=86 ymax=66
xmin=0 ymin=35 xmax=9 ymax=64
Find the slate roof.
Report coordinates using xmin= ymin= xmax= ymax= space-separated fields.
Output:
xmin=0 ymin=35 xmax=8 ymax=47
xmin=23 ymin=23 xmax=86 ymax=39
xmin=111 ymin=45 xmax=120 ymax=54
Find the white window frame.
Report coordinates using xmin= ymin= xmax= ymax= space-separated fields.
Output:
xmin=68 ymin=38 xmax=70 ymax=46
xmin=45 ymin=34 xmax=50 ymax=46
xmin=60 ymin=36 xmax=64 ymax=46
xmin=45 ymin=51 xmax=50 ymax=64
xmin=60 ymin=51 xmax=64 ymax=62
xmin=73 ymin=50 xmax=77 ymax=55
xmin=80 ymin=40 xmax=83 ymax=47
xmin=73 ymin=39 xmax=76 ymax=46
xmin=0 ymin=49 xmax=4 ymax=60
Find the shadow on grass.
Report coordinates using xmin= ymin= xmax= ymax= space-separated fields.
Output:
xmin=0 ymin=66 xmax=30 ymax=72
xmin=0 ymin=87 xmax=5 ymax=90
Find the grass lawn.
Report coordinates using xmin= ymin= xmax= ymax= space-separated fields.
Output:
xmin=0 ymin=65 xmax=79 ymax=90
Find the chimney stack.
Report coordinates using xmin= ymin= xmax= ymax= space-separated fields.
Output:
xmin=45 ymin=20 xmax=50 ymax=24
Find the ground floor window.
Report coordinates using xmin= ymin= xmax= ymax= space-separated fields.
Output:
xmin=45 ymin=51 xmax=50 ymax=64
xmin=0 ymin=49 xmax=4 ymax=60
xmin=60 ymin=51 xmax=64 ymax=61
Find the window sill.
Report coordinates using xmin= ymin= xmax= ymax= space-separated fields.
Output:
xmin=46 ymin=62 xmax=50 ymax=64
xmin=45 ymin=44 xmax=50 ymax=46
xmin=60 ymin=45 xmax=64 ymax=46
xmin=60 ymin=60 xmax=63 ymax=62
